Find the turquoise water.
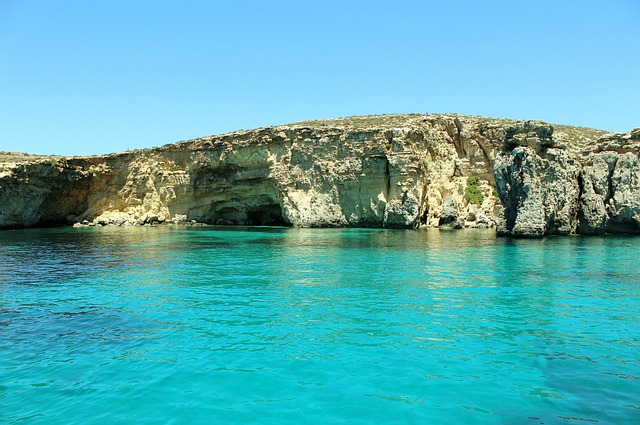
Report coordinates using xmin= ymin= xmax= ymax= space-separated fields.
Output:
xmin=1 ymin=227 xmax=639 ymax=424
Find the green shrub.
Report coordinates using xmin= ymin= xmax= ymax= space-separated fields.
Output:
xmin=464 ymin=176 xmax=483 ymax=205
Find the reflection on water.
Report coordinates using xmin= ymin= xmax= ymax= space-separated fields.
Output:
xmin=1 ymin=226 xmax=639 ymax=424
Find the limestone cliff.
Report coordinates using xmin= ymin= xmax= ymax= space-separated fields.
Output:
xmin=0 ymin=114 xmax=636 ymax=237
xmin=579 ymin=129 xmax=640 ymax=234
xmin=493 ymin=123 xmax=639 ymax=236
xmin=493 ymin=122 xmax=581 ymax=236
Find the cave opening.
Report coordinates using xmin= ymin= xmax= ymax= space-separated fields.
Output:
xmin=246 ymin=203 xmax=287 ymax=226
xmin=212 ymin=203 xmax=287 ymax=226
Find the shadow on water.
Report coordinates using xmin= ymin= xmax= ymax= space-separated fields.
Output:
xmin=487 ymin=235 xmax=640 ymax=425
xmin=0 ymin=226 xmax=238 ymax=286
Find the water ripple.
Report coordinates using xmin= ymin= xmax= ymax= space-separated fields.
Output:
xmin=1 ymin=227 xmax=639 ymax=424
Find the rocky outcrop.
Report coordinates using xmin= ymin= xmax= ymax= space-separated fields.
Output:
xmin=493 ymin=123 xmax=639 ymax=236
xmin=493 ymin=122 xmax=581 ymax=236
xmin=438 ymin=195 xmax=462 ymax=228
xmin=579 ymin=129 xmax=640 ymax=234
xmin=1 ymin=114 xmax=636 ymax=237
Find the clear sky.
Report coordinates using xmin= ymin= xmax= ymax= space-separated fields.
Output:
xmin=1 ymin=0 xmax=638 ymax=155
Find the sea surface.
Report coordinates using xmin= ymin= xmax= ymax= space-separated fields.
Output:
xmin=1 ymin=226 xmax=639 ymax=424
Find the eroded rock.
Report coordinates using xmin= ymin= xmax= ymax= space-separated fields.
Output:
xmin=494 ymin=147 xmax=580 ymax=236
xmin=1 ymin=114 xmax=627 ymax=237
xmin=579 ymin=129 xmax=640 ymax=234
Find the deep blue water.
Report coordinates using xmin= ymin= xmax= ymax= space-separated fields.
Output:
xmin=1 ymin=226 xmax=639 ymax=424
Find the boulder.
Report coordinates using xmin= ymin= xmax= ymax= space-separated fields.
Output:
xmin=438 ymin=195 xmax=462 ymax=228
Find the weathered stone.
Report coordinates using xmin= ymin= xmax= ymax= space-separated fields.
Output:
xmin=94 ymin=215 xmax=110 ymax=226
xmin=438 ymin=195 xmax=461 ymax=228
xmin=172 ymin=214 xmax=188 ymax=224
xmin=0 ymin=114 xmax=629 ymax=237
xmin=578 ymin=129 xmax=640 ymax=234
xmin=494 ymin=147 xmax=580 ymax=237
xmin=502 ymin=121 xmax=555 ymax=151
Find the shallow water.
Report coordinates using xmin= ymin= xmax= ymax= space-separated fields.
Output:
xmin=1 ymin=226 xmax=639 ymax=424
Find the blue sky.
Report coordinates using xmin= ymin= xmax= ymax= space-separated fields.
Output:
xmin=1 ymin=0 xmax=638 ymax=155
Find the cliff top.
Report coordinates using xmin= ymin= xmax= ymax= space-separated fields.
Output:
xmin=0 ymin=113 xmax=612 ymax=163
xmin=289 ymin=113 xmax=609 ymax=149
xmin=0 ymin=152 xmax=63 ymax=163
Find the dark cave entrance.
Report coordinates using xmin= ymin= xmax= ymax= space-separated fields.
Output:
xmin=246 ymin=203 xmax=287 ymax=226
xmin=213 ymin=203 xmax=287 ymax=226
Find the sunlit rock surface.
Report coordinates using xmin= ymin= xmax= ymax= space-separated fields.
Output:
xmin=1 ymin=114 xmax=636 ymax=236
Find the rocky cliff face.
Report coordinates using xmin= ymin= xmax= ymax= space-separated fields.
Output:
xmin=493 ymin=122 xmax=581 ymax=236
xmin=579 ymin=129 xmax=640 ymax=234
xmin=1 ymin=114 xmax=636 ymax=236
xmin=493 ymin=124 xmax=639 ymax=236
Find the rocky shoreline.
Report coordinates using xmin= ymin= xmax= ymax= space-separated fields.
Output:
xmin=1 ymin=114 xmax=637 ymax=237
